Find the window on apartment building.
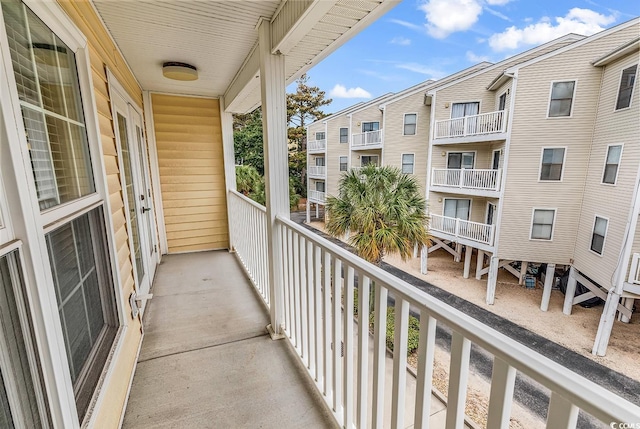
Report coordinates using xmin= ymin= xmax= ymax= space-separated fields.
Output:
xmin=548 ymin=81 xmax=576 ymax=117
xmin=447 ymin=152 xmax=475 ymax=169
xmin=339 ymin=127 xmax=348 ymax=143
xmin=451 ymin=102 xmax=479 ymax=118
xmin=361 ymin=155 xmax=379 ymax=166
xmin=540 ymin=148 xmax=565 ymax=181
xmin=339 ymin=156 xmax=348 ymax=171
xmin=444 ymin=199 xmax=471 ymax=220
xmin=616 ymin=65 xmax=637 ymax=110
xmin=402 ymin=154 xmax=415 ymax=174
xmin=315 ymin=181 xmax=325 ymax=193
xmin=602 ymin=145 xmax=622 ymax=184
xmin=315 ymin=132 xmax=325 ymax=141
xmin=362 ymin=122 xmax=379 ymax=132
xmin=590 ymin=216 xmax=608 ymax=255
xmin=315 ymin=157 xmax=325 ymax=166
xmin=2 ymin=0 xmax=118 ymax=421
xmin=531 ymin=209 xmax=555 ymax=240
xmin=403 ymin=114 xmax=417 ymax=135
xmin=498 ymin=92 xmax=507 ymax=111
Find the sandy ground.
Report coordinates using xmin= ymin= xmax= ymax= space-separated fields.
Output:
xmin=308 ymin=221 xmax=640 ymax=382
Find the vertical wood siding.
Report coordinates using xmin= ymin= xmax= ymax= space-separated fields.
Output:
xmin=151 ymin=94 xmax=228 ymax=253
xmin=55 ymin=1 xmax=143 ymax=426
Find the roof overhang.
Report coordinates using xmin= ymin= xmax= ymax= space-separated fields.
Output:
xmin=592 ymin=37 xmax=640 ymax=66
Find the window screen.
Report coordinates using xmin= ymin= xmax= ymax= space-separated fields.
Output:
xmin=548 ymin=81 xmax=575 ymax=117
xmin=403 ymin=114 xmax=417 ymax=135
xmin=616 ymin=65 xmax=637 ymax=110
xmin=590 ymin=217 xmax=607 ymax=255
xmin=402 ymin=154 xmax=414 ymax=174
xmin=531 ymin=209 xmax=555 ymax=240
xmin=315 ymin=132 xmax=325 ymax=141
xmin=339 ymin=128 xmax=348 ymax=144
xmin=339 ymin=156 xmax=347 ymax=171
xmin=602 ymin=145 xmax=622 ymax=184
xmin=540 ymin=148 xmax=565 ymax=181
xmin=444 ymin=199 xmax=470 ymax=220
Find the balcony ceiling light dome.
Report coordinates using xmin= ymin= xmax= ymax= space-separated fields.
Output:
xmin=162 ymin=61 xmax=198 ymax=81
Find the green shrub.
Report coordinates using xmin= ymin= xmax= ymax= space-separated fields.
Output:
xmin=369 ymin=306 xmax=420 ymax=357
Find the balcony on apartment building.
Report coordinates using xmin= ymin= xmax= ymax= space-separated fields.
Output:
xmin=430 ymin=214 xmax=495 ymax=250
xmin=626 ymin=253 xmax=640 ymax=294
xmin=308 ymin=165 xmax=327 ymax=179
xmin=351 ymin=129 xmax=384 ymax=150
xmin=434 ymin=110 xmax=508 ymax=144
xmin=308 ymin=189 xmax=326 ymax=204
xmin=431 ymin=168 xmax=502 ymax=197
xmin=308 ymin=138 xmax=327 ymax=154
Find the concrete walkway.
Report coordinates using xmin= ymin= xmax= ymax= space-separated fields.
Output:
xmin=123 ymin=251 xmax=337 ymax=429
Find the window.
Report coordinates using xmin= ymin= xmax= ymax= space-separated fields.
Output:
xmin=498 ymin=92 xmax=507 ymax=111
xmin=315 ymin=181 xmax=325 ymax=192
xmin=590 ymin=216 xmax=608 ymax=255
xmin=531 ymin=209 xmax=555 ymax=240
xmin=540 ymin=148 xmax=565 ymax=181
xmin=46 ymin=208 xmax=117 ymax=418
xmin=315 ymin=157 xmax=325 ymax=166
xmin=362 ymin=122 xmax=379 ymax=132
xmin=403 ymin=114 xmax=417 ymax=135
xmin=315 ymin=132 xmax=325 ymax=141
xmin=339 ymin=127 xmax=348 ymax=143
xmin=548 ymin=81 xmax=575 ymax=117
xmin=444 ymin=199 xmax=470 ymax=220
xmin=602 ymin=145 xmax=622 ymax=184
xmin=447 ymin=152 xmax=475 ymax=169
xmin=361 ymin=155 xmax=378 ymax=167
xmin=451 ymin=102 xmax=479 ymax=118
xmin=402 ymin=154 xmax=414 ymax=174
xmin=616 ymin=65 xmax=637 ymax=110
xmin=339 ymin=156 xmax=348 ymax=171
xmin=3 ymin=0 xmax=95 ymax=210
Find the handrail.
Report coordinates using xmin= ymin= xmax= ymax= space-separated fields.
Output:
xmin=275 ymin=214 xmax=640 ymax=425
xmin=434 ymin=110 xmax=507 ymax=139
xmin=430 ymin=214 xmax=494 ymax=245
xmin=631 ymin=253 xmax=640 ymax=284
xmin=432 ymin=168 xmax=501 ymax=192
xmin=352 ymin=129 xmax=383 ymax=147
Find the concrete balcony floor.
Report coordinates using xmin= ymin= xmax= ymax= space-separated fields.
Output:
xmin=122 ymin=251 xmax=337 ymax=428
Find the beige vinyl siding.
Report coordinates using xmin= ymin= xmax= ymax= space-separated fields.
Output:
xmin=383 ymin=92 xmax=430 ymax=194
xmin=152 ymin=94 xmax=228 ymax=253
xmin=494 ymin=80 xmax=513 ymax=111
xmin=498 ymin=24 xmax=639 ymax=263
xmin=429 ymin=196 xmax=492 ymax=225
xmin=325 ymin=117 xmax=349 ymax=198
xmin=572 ymin=52 xmax=640 ymax=289
xmin=56 ymin=1 xmax=144 ymax=426
xmin=349 ymin=105 xmax=383 ymax=169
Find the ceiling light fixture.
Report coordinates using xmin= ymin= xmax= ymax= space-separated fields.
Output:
xmin=162 ymin=61 xmax=198 ymax=81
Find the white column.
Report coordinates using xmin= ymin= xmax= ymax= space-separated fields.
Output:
xmin=420 ymin=244 xmax=428 ymax=274
xmin=220 ymin=97 xmax=237 ymax=252
xmin=620 ymin=298 xmax=634 ymax=323
xmin=259 ymin=19 xmax=288 ymax=339
xmin=540 ymin=263 xmax=555 ymax=312
xmin=519 ymin=261 xmax=528 ymax=285
xmin=413 ymin=242 xmax=419 ymax=258
xmin=463 ymin=245 xmax=472 ymax=279
xmin=562 ymin=266 xmax=577 ymax=315
xmin=475 ymin=250 xmax=484 ymax=280
xmin=315 ymin=203 xmax=319 ymax=218
xmin=454 ymin=242 xmax=462 ymax=263
xmin=306 ymin=200 xmax=310 ymax=224
xmin=486 ymin=255 xmax=499 ymax=305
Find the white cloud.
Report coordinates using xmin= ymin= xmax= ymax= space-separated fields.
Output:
xmin=466 ymin=51 xmax=492 ymax=62
xmin=395 ymin=63 xmax=445 ymax=78
xmin=488 ymin=8 xmax=616 ymax=51
xmin=329 ymin=84 xmax=372 ymax=99
xmin=389 ymin=18 xmax=425 ymax=33
xmin=484 ymin=6 xmax=512 ymax=21
xmin=390 ymin=36 xmax=411 ymax=45
xmin=419 ymin=0 xmax=483 ymax=38
xmin=486 ymin=0 xmax=511 ymax=5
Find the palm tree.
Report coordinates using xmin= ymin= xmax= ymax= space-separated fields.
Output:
xmin=326 ymin=165 xmax=429 ymax=265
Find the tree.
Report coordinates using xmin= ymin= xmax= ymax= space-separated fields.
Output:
xmin=325 ymin=166 xmax=429 ymax=265
xmin=287 ymin=74 xmax=332 ymax=152
xmin=288 ymin=150 xmax=306 ymax=198
xmin=235 ymin=165 xmax=265 ymax=205
xmin=233 ymin=109 xmax=264 ymax=174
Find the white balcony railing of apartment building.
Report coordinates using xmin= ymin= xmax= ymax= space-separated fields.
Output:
xmin=430 ymin=214 xmax=495 ymax=246
xmin=308 ymin=190 xmax=326 ymax=203
xmin=352 ymin=129 xmax=383 ymax=148
xmin=308 ymin=139 xmax=326 ymax=152
xmin=630 ymin=253 xmax=640 ymax=285
xmin=228 ymin=190 xmax=639 ymax=428
xmin=308 ymin=166 xmax=326 ymax=177
xmin=434 ymin=110 xmax=507 ymax=140
xmin=432 ymin=168 xmax=502 ymax=192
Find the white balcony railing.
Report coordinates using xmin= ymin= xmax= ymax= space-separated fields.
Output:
xmin=307 ymin=139 xmax=326 ymax=152
xmin=308 ymin=166 xmax=326 ymax=177
xmin=630 ymin=253 xmax=640 ymax=284
xmin=432 ymin=168 xmax=502 ymax=192
xmin=352 ymin=129 xmax=383 ymax=147
xmin=308 ymin=190 xmax=326 ymax=203
xmin=430 ymin=214 xmax=495 ymax=245
xmin=434 ymin=110 xmax=507 ymax=140
xmin=228 ymin=190 xmax=640 ymax=428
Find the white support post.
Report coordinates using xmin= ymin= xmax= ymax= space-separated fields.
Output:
xmin=315 ymin=203 xmax=319 ymax=219
xmin=220 ymin=97 xmax=237 ymax=252
xmin=306 ymin=200 xmax=310 ymax=224
xmin=519 ymin=261 xmax=528 ymax=285
xmin=562 ymin=267 xmax=577 ymax=315
xmin=476 ymin=250 xmax=484 ymax=280
xmin=619 ymin=298 xmax=634 ymax=323
xmin=413 ymin=242 xmax=419 ymax=258
xmin=463 ymin=245 xmax=472 ymax=279
xmin=454 ymin=242 xmax=462 ymax=263
xmin=592 ymin=289 xmax=621 ymax=356
xmin=541 ymin=263 xmax=555 ymax=312
xmin=487 ymin=255 xmax=499 ymax=305
xmin=420 ymin=244 xmax=428 ymax=274
xmin=259 ymin=19 xmax=288 ymax=339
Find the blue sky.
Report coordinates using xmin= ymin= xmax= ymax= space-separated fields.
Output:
xmin=291 ymin=0 xmax=639 ymax=113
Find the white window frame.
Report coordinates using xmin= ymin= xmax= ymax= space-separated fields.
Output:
xmin=538 ymin=146 xmax=567 ymax=182
xmin=601 ymin=144 xmax=623 ymax=186
xmin=589 ymin=215 xmax=609 ymax=256
xmin=339 ymin=156 xmax=348 ymax=172
xmin=361 ymin=121 xmax=380 ymax=132
xmin=339 ymin=127 xmax=348 ymax=144
xmin=449 ymin=100 xmax=481 ymax=119
xmin=614 ymin=62 xmax=637 ymax=112
xmin=442 ymin=198 xmax=472 ymax=221
xmin=401 ymin=153 xmax=415 ymax=174
xmin=315 ymin=131 xmax=325 ymax=141
xmin=546 ymin=80 xmax=577 ymax=119
xmin=360 ymin=155 xmax=379 ymax=167
xmin=529 ymin=208 xmax=557 ymax=241
xmin=497 ymin=91 xmax=507 ymax=111
xmin=446 ymin=150 xmax=477 ymax=169
xmin=402 ymin=113 xmax=417 ymax=136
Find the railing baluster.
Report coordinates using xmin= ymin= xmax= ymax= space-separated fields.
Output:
xmin=300 ymin=234 xmax=308 ymax=363
xmin=372 ymin=283 xmax=388 ymax=429
xmin=391 ymin=298 xmax=410 ymax=429
xmin=446 ymin=332 xmax=471 ymax=429
xmin=546 ymin=392 xmax=579 ymax=429
xmin=344 ymin=265 xmax=355 ymax=429
xmin=287 ymin=228 xmax=295 ymax=340
xmin=357 ymin=274 xmax=370 ymax=428
xmin=486 ymin=357 xmax=516 ymax=429
xmin=324 ymin=250 xmax=333 ymax=397
xmin=307 ymin=240 xmax=315 ymax=373
xmin=281 ymin=224 xmax=290 ymax=334
xmin=314 ymin=245 xmax=323 ymax=383
xmin=414 ymin=313 xmax=437 ymax=429
xmin=293 ymin=231 xmax=301 ymax=349
xmin=333 ymin=258 xmax=343 ymax=420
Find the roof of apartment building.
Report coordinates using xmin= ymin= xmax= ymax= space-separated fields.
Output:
xmin=306 ymin=93 xmax=394 ymax=128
